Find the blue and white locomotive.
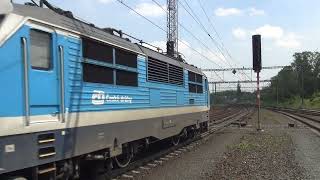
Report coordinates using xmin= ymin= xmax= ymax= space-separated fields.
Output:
xmin=0 ymin=2 xmax=210 ymax=179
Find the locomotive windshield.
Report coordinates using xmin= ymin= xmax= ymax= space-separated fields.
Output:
xmin=0 ymin=15 xmax=4 ymax=27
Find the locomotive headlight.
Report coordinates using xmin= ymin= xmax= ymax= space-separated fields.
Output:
xmin=0 ymin=0 xmax=13 ymax=15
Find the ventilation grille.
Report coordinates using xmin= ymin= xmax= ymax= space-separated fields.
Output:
xmin=39 ymin=147 xmax=56 ymax=158
xmin=38 ymin=133 xmax=55 ymax=144
xmin=37 ymin=133 xmax=56 ymax=159
xmin=169 ymin=64 xmax=184 ymax=85
xmin=148 ymin=58 xmax=183 ymax=86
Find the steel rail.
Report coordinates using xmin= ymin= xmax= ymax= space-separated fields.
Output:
xmin=268 ymin=107 xmax=320 ymax=132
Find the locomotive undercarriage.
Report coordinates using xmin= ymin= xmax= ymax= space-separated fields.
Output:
xmin=0 ymin=112 xmax=208 ymax=180
xmin=1 ymin=121 xmax=208 ymax=180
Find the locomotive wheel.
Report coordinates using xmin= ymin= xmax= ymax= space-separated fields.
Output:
xmin=188 ymin=127 xmax=196 ymax=139
xmin=114 ymin=145 xmax=134 ymax=168
xmin=171 ymin=135 xmax=180 ymax=146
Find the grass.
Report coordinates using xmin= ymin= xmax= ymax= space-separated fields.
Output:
xmin=228 ymin=133 xmax=289 ymax=154
xmin=235 ymin=141 xmax=257 ymax=151
xmin=226 ymin=137 xmax=258 ymax=152
xmin=279 ymin=95 xmax=320 ymax=109
xmin=263 ymin=92 xmax=320 ymax=110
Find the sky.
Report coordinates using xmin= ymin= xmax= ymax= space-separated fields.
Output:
xmin=14 ymin=0 xmax=320 ymax=91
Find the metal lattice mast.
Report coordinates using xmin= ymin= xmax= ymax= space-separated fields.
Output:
xmin=167 ymin=0 xmax=178 ymax=57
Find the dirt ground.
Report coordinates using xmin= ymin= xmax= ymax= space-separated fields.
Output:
xmin=129 ymin=109 xmax=320 ymax=180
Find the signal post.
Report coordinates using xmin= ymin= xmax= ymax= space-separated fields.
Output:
xmin=252 ymin=35 xmax=262 ymax=131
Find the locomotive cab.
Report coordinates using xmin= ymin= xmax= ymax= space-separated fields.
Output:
xmin=0 ymin=5 xmax=70 ymax=178
xmin=0 ymin=14 xmax=66 ymax=125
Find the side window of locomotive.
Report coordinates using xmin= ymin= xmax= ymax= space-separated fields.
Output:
xmin=196 ymin=74 xmax=203 ymax=84
xmin=82 ymin=38 xmax=138 ymax=87
xmin=188 ymin=71 xmax=196 ymax=82
xmin=83 ymin=38 xmax=113 ymax=63
xmin=116 ymin=70 xmax=137 ymax=86
xmin=30 ymin=29 xmax=52 ymax=70
xmin=115 ymin=48 xmax=138 ymax=86
xmin=188 ymin=71 xmax=203 ymax=94
xmin=83 ymin=63 xmax=114 ymax=84
xmin=189 ymin=83 xmax=197 ymax=93
xmin=115 ymin=49 xmax=137 ymax=68
xmin=197 ymin=84 xmax=203 ymax=93
xmin=82 ymin=38 xmax=114 ymax=84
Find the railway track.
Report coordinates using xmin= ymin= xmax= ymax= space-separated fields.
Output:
xmin=268 ymin=107 xmax=320 ymax=133
xmin=111 ymin=105 xmax=254 ymax=180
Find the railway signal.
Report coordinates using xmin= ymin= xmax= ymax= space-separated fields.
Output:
xmin=252 ymin=34 xmax=262 ymax=131
xmin=252 ymin=35 xmax=262 ymax=73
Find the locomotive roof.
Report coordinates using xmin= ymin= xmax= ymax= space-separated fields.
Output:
xmin=12 ymin=3 xmax=203 ymax=75
xmin=138 ymin=45 xmax=203 ymax=74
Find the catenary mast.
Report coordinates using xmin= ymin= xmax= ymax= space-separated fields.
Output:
xmin=166 ymin=0 xmax=178 ymax=57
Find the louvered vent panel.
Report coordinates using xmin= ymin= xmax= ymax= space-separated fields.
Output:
xmin=148 ymin=58 xmax=183 ymax=86
xmin=169 ymin=64 xmax=184 ymax=85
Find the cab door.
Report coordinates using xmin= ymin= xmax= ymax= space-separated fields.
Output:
xmin=28 ymin=28 xmax=61 ymax=123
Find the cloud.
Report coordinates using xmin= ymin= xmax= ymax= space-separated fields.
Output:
xmin=148 ymin=40 xmax=192 ymax=55
xmin=97 ymin=0 xmax=114 ymax=4
xmin=132 ymin=2 xmax=166 ymax=17
xmin=232 ymin=25 xmax=302 ymax=49
xmin=148 ymin=40 xmax=166 ymax=52
xmin=214 ymin=8 xmax=243 ymax=17
xmin=276 ymin=33 xmax=301 ymax=48
xmin=215 ymin=7 xmax=266 ymax=17
xmin=149 ymin=40 xmax=227 ymax=67
xmin=232 ymin=28 xmax=247 ymax=40
xmin=253 ymin=24 xmax=284 ymax=39
xmin=248 ymin=8 xmax=265 ymax=16
xmin=148 ymin=40 xmax=225 ymax=66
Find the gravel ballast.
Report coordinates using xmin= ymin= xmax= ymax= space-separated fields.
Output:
xmin=211 ymin=131 xmax=306 ymax=180
xmin=119 ymin=109 xmax=319 ymax=180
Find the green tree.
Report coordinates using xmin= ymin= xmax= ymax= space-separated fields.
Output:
xmin=261 ymin=51 xmax=320 ymax=107
xmin=292 ymin=52 xmax=315 ymax=98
